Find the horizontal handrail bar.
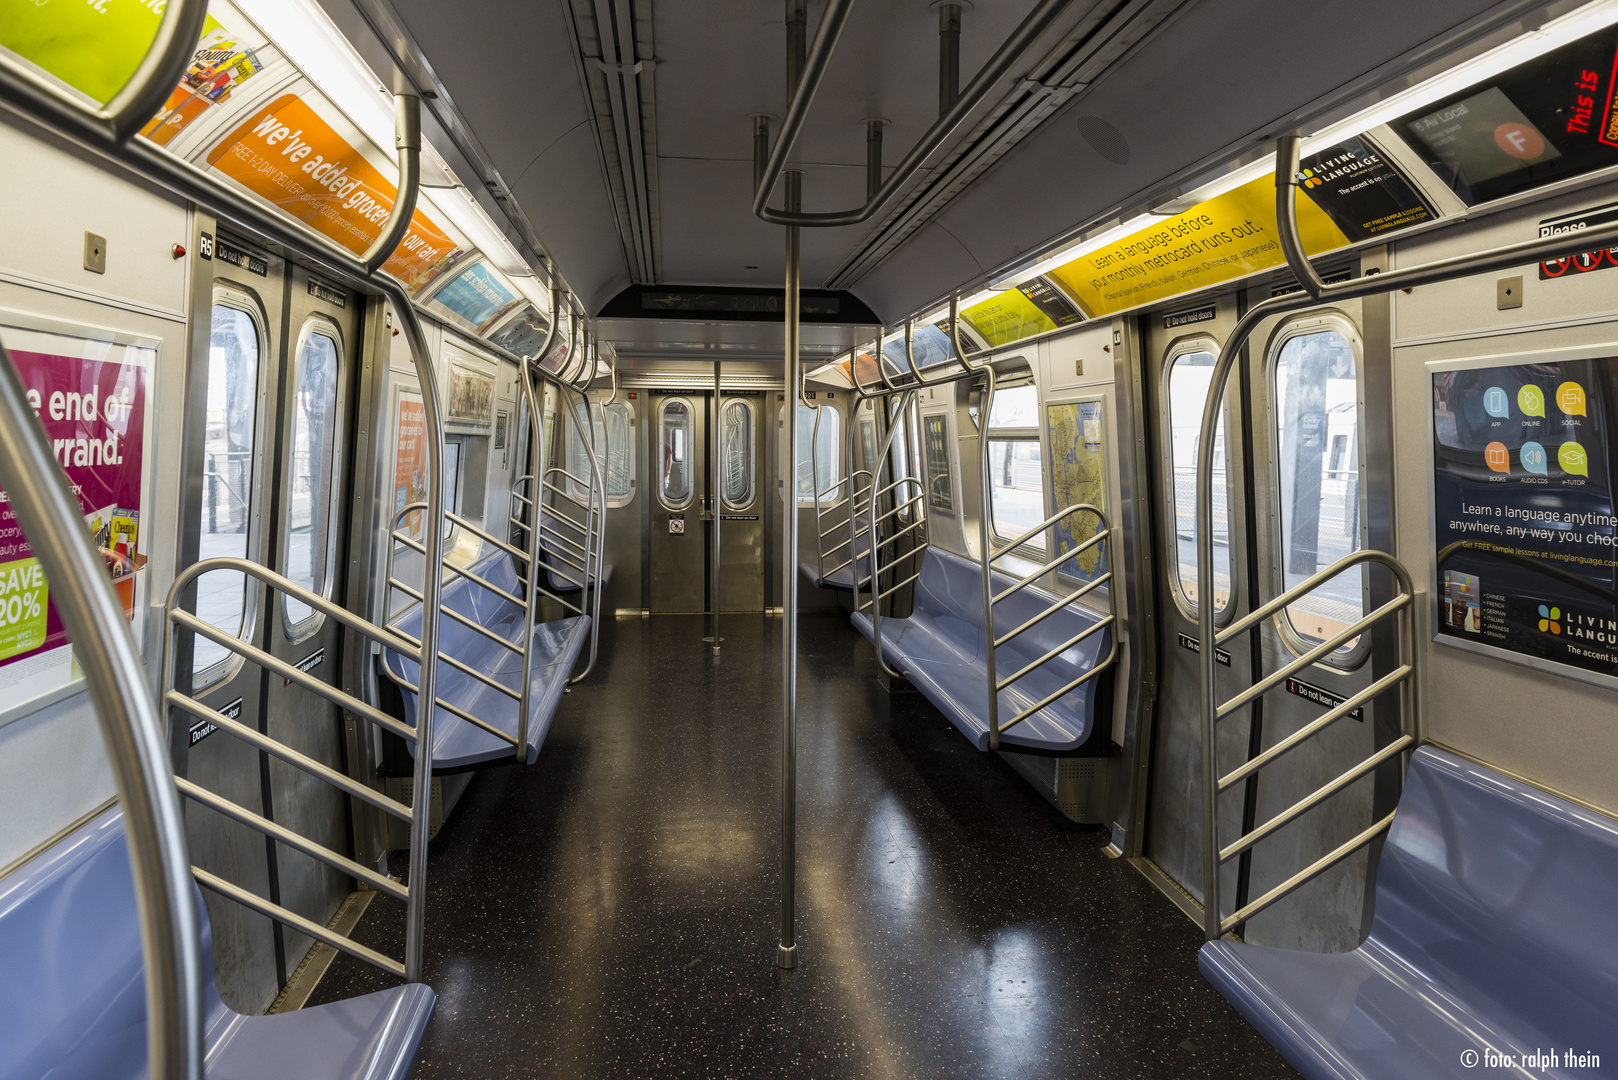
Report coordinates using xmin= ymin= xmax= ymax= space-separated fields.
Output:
xmin=1219 ymin=665 xmax=1413 ymax=792
xmin=996 ymin=616 xmax=1114 ymax=692
xmin=872 ymin=495 xmax=924 ymax=528
xmin=166 ymin=692 xmax=412 ymax=823
xmin=1000 ymin=634 xmax=1118 ymax=731
xmin=1216 ymin=548 xmax=1413 ymax=645
xmin=855 ymin=569 xmax=926 ymax=611
xmin=382 ymin=626 xmax=523 ymax=703
xmin=390 ymin=534 xmax=529 ymax=608
xmin=852 ymin=360 xmax=989 ymax=403
xmin=386 ymin=578 xmax=524 ymax=655
xmin=445 ymin=511 xmax=530 ymax=563
xmin=1216 ymin=594 xmax=1411 ymax=720
xmin=177 ymin=778 xmax=408 ymax=901
xmin=386 ymin=673 xmax=521 ymax=748
xmin=992 ymin=530 xmax=1107 ymax=602
xmin=994 ymin=503 xmax=1106 ymax=560
xmin=169 ymin=558 xmax=420 ymax=661
xmin=873 ymin=517 xmax=926 ymax=553
xmin=1219 ymin=736 xmax=1414 ymax=864
xmin=169 ymin=611 xmax=415 ymax=742
xmin=1220 ymin=811 xmax=1397 ymax=934
xmin=821 ymin=520 xmax=869 ymax=541
xmin=193 ymin=869 xmax=405 ymax=978
xmin=992 ymin=573 xmax=1111 ymax=648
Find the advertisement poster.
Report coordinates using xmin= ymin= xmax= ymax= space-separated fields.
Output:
xmin=923 ymin=414 xmax=954 ymax=516
xmin=1045 ymin=401 xmax=1109 ymax=585
xmin=447 ymin=363 xmax=495 ymax=427
xmin=1431 ymin=351 xmax=1618 ymax=682
xmin=1294 ymin=137 xmax=1434 ymax=240
xmin=1048 ymin=172 xmax=1351 ymax=319
xmin=392 ymin=392 xmax=428 ymax=542
xmin=429 ymin=262 xmax=522 ymax=334
xmin=960 ymin=278 xmax=1081 ymax=347
xmin=0 ymin=329 xmax=150 ymax=706
xmin=206 ymin=93 xmax=461 ymax=293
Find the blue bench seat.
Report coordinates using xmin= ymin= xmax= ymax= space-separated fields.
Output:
xmin=800 ymin=516 xmax=873 ymax=591
xmin=1200 ymin=745 xmax=1618 ymax=1079
xmin=0 ymin=807 xmax=433 ymax=1080
xmin=540 ymin=540 xmax=614 ymax=595
xmin=382 ymin=548 xmax=590 ymax=769
xmin=851 ymin=546 xmax=1111 ymax=753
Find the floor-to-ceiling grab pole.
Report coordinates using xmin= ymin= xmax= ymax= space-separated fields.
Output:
xmin=710 ymin=358 xmax=723 ymax=650
xmin=779 ymin=168 xmax=803 ymax=971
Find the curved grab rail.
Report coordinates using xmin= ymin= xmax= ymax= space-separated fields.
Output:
xmin=0 ymin=339 xmax=206 ymax=1080
xmin=0 ymin=0 xmax=210 ymax=144
xmin=160 ymin=556 xmax=433 ymax=976
xmin=860 ymin=389 xmax=924 ymax=680
xmin=752 ymin=0 xmax=1073 ymax=228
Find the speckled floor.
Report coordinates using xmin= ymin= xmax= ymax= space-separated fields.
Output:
xmin=310 ymin=612 xmax=1298 ymax=1079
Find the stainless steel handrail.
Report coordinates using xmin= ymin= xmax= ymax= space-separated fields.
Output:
xmin=859 ymin=390 xmax=925 ymax=677
xmin=981 ymin=503 xmax=1118 ymax=746
xmin=161 ymin=557 xmax=434 ymax=979
xmin=752 ymin=0 xmax=1073 ymax=227
xmin=1195 ymin=549 xmax=1418 ymax=937
xmin=1186 ymin=130 xmax=1618 ymax=940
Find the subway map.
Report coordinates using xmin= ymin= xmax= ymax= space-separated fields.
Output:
xmin=1045 ymin=401 xmax=1109 ymax=583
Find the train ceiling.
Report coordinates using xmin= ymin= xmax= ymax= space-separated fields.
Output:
xmin=322 ymin=0 xmax=1554 ymax=326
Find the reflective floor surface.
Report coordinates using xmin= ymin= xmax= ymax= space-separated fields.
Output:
xmin=313 ymin=613 xmax=1299 ymax=1079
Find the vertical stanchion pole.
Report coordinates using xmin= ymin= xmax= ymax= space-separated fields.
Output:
xmin=780 ymin=167 xmax=802 ymax=970
xmin=710 ymin=358 xmax=723 ymax=651
xmin=778 ymin=0 xmax=806 ymax=973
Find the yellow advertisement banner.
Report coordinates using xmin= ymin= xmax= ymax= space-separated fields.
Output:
xmin=1048 ymin=174 xmax=1352 ymax=318
xmin=207 ymin=93 xmax=461 ymax=292
xmin=960 ymin=289 xmax=1060 ymax=347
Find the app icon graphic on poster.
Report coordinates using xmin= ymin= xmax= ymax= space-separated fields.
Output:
xmin=1431 ymin=353 xmax=1618 ymax=682
xmin=1484 ymin=386 xmax=1510 ymax=417
xmin=1557 ymin=381 xmax=1587 ymax=415
xmin=1445 ymin=571 xmax=1481 ymax=633
xmin=1559 ymin=441 xmax=1589 ymax=476
xmin=1518 ymin=384 xmax=1546 ymax=416
xmin=1521 ymin=441 xmax=1548 ymax=475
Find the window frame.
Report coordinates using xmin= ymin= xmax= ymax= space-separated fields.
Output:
xmin=658 ymin=396 xmax=697 ymax=511
xmin=194 ymin=286 xmax=270 ymax=687
xmin=1161 ymin=337 xmax=1238 ymax=624
xmin=281 ymin=314 xmax=346 ymax=641
xmin=567 ymin=397 xmax=637 ymax=508
xmin=783 ymin=402 xmax=843 ymax=506
xmin=1265 ymin=314 xmax=1370 ymax=669
xmin=984 ymin=376 xmax=1047 ymax=556
xmin=719 ymin=396 xmax=757 ymax=511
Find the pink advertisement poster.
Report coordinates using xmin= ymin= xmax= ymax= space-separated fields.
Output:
xmin=0 ymin=341 xmax=149 ymax=699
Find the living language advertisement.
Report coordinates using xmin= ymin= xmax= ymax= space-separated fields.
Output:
xmin=1431 ymin=353 xmax=1618 ymax=679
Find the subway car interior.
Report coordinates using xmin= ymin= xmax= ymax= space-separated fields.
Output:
xmin=5 ymin=0 xmax=1618 ymax=1077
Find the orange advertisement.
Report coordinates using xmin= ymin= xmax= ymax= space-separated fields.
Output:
xmin=207 ymin=94 xmax=460 ymax=292
xmin=392 ymin=394 xmax=428 ymax=541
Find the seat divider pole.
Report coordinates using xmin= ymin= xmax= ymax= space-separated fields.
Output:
xmin=975 ymin=365 xmax=1000 ymax=748
xmin=514 ymin=278 xmax=557 ymax=761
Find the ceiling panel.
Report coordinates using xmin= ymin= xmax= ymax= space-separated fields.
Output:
xmin=855 ymin=0 xmax=1537 ymax=318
